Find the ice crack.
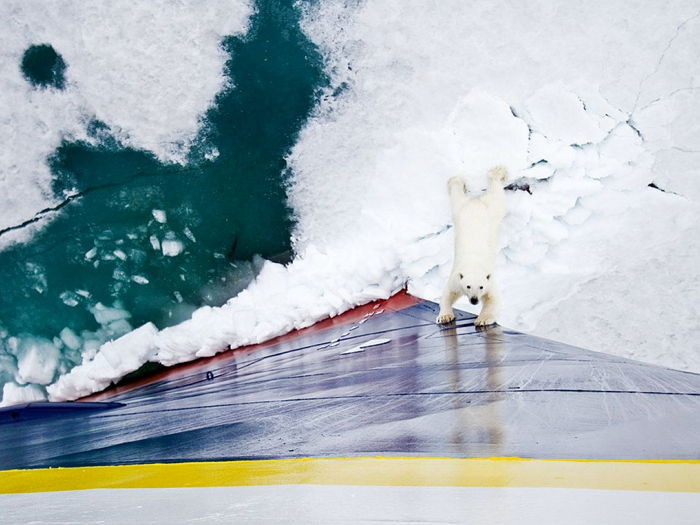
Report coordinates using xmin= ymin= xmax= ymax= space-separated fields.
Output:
xmin=0 ymin=164 xmax=198 ymax=241
xmin=632 ymin=9 xmax=700 ymax=111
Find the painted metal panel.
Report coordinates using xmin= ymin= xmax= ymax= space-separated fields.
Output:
xmin=0 ymin=292 xmax=698 ymax=473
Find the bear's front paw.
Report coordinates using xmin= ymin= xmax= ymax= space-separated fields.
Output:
xmin=488 ymin=166 xmax=508 ymax=184
xmin=436 ymin=312 xmax=456 ymax=324
xmin=447 ymin=176 xmax=467 ymax=193
xmin=475 ymin=314 xmax=497 ymax=327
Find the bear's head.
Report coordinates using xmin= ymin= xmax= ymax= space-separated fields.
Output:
xmin=456 ymin=270 xmax=491 ymax=305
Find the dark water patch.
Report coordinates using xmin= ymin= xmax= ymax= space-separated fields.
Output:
xmin=21 ymin=44 xmax=66 ymax=89
xmin=0 ymin=0 xmax=326 ymax=352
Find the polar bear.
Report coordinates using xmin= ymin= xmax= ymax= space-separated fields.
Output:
xmin=436 ymin=166 xmax=507 ymax=326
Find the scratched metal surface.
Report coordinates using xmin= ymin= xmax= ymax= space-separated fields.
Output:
xmin=1 ymin=294 xmax=699 ymax=470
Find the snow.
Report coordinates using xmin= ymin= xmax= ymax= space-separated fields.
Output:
xmin=523 ymin=85 xmax=612 ymax=145
xmin=1 ymin=383 xmax=46 ymax=406
xmin=47 ymin=323 xmax=158 ymax=401
xmin=4 ymin=1 xmax=700 ymax=404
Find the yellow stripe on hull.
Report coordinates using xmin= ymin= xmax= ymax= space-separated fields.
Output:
xmin=1 ymin=457 xmax=699 ymax=494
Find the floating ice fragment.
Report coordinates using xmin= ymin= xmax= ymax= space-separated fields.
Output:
xmin=162 ymin=239 xmax=184 ymax=257
xmin=183 ymin=227 xmax=196 ymax=242
xmin=131 ymin=275 xmax=149 ymax=285
xmin=84 ymin=247 xmax=97 ymax=260
xmin=204 ymin=147 xmax=220 ymax=161
xmin=103 ymin=319 xmax=133 ymax=339
xmin=59 ymin=291 xmax=79 ymax=307
xmin=149 ymin=235 xmax=161 ymax=251
xmin=152 ymin=209 xmax=167 ymax=223
xmin=113 ymin=249 xmax=127 ymax=261
xmin=59 ymin=328 xmax=82 ymax=351
xmin=112 ymin=269 xmax=128 ymax=281
xmin=173 ymin=291 xmax=183 ymax=303
xmin=90 ymin=302 xmax=131 ymax=325
xmin=25 ymin=262 xmax=47 ymax=294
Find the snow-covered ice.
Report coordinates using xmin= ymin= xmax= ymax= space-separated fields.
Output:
xmin=0 ymin=0 xmax=253 ymax=248
xmin=288 ymin=0 xmax=700 ymax=372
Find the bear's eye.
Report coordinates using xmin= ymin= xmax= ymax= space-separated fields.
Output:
xmin=466 ymin=285 xmax=471 ymax=289
xmin=486 ymin=274 xmax=491 ymax=280
xmin=479 ymin=286 xmax=483 ymax=290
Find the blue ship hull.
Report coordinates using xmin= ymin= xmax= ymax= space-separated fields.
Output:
xmin=1 ymin=292 xmax=698 ymax=522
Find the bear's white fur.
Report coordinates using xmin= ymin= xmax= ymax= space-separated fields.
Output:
xmin=436 ymin=166 xmax=507 ymax=326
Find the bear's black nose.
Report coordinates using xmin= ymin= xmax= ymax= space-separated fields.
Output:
xmin=470 ymin=297 xmax=478 ymax=305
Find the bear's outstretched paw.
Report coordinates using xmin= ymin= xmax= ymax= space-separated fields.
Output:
xmin=436 ymin=312 xmax=456 ymax=324
xmin=475 ymin=314 xmax=497 ymax=327
xmin=487 ymin=166 xmax=508 ymax=184
xmin=447 ymin=176 xmax=467 ymax=194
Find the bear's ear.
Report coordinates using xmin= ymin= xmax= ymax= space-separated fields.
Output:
xmin=458 ymin=273 xmax=463 ymax=279
xmin=486 ymin=274 xmax=491 ymax=280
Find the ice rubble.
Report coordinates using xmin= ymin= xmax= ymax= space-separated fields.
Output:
xmin=5 ymin=0 xmax=700 ymax=404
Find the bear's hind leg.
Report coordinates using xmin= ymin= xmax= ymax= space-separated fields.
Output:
xmin=481 ymin=166 xmax=508 ymax=217
xmin=447 ymin=176 xmax=469 ymax=216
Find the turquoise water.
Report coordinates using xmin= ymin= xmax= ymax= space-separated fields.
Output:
xmin=21 ymin=43 xmax=66 ymax=89
xmin=0 ymin=1 xmax=325 ymax=370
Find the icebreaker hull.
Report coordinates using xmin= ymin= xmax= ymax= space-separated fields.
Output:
xmin=1 ymin=292 xmax=699 ymax=522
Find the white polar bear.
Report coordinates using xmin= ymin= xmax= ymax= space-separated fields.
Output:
xmin=436 ymin=166 xmax=507 ymax=326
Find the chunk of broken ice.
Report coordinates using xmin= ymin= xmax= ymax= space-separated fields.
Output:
xmin=152 ymin=209 xmax=167 ymax=223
